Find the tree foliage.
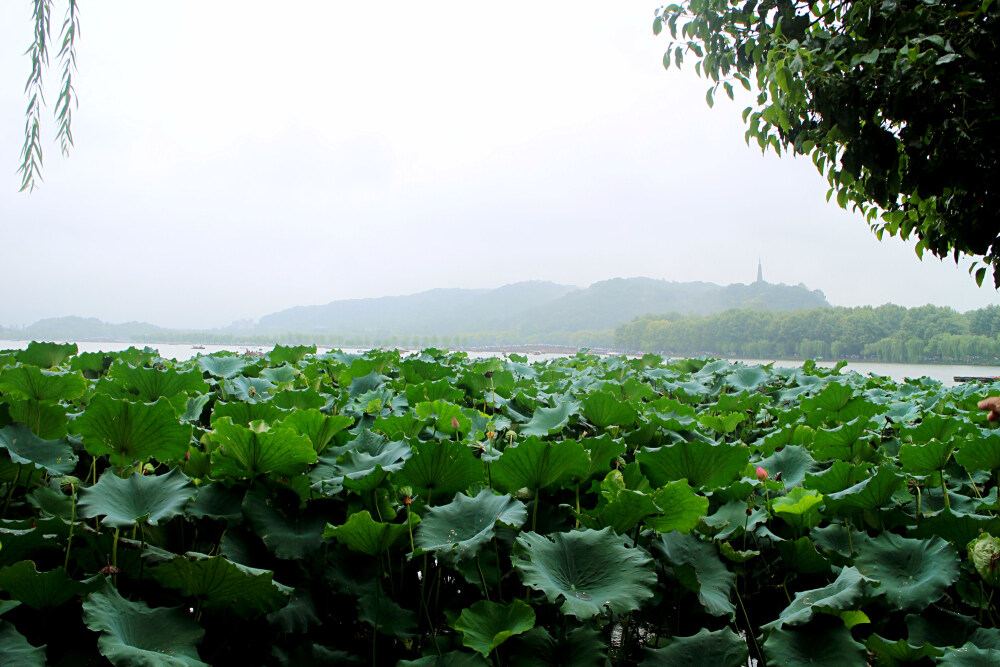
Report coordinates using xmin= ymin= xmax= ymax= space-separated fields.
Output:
xmin=656 ymin=0 xmax=1000 ymax=285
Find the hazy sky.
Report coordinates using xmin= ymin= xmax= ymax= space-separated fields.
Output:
xmin=2 ymin=1 xmax=997 ymax=330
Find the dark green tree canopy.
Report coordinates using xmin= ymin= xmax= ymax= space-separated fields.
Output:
xmin=656 ymin=0 xmax=999 ymax=285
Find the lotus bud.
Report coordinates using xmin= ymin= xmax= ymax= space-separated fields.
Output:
xmin=756 ymin=466 xmax=769 ymax=482
xmin=451 ymin=417 xmax=460 ymax=431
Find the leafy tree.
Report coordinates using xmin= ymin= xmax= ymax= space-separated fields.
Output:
xmin=655 ymin=0 xmax=1000 ymax=285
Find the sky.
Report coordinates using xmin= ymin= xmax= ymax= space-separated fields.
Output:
xmin=2 ymin=1 xmax=997 ymax=330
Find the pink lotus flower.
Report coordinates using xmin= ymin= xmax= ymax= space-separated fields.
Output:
xmin=756 ymin=466 xmax=769 ymax=482
xmin=451 ymin=417 xmax=460 ymax=431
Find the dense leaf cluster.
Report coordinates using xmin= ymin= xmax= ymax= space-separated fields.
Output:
xmin=617 ymin=303 xmax=1000 ymax=362
xmin=656 ymin=0 xmax=1000 ymax=285
xmin=2 ymin=341 xmax=1000 ymax=664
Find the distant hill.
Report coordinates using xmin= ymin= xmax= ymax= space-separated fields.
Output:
xmin=4 ymin=278 xmax=831 ymax=344
xmin=12 ymin=316 xmax=169 ymax=341
xmin=252 ymin=278 xmax=830 ymax=337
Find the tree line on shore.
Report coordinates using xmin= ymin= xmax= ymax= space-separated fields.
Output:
xmin=615 ymin=304 xmax=1000 ymax=364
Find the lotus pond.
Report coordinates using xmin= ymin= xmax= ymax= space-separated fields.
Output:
xmin=1 ymin=341 xmax=1000 ymax=665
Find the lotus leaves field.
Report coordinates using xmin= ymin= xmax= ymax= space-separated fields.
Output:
xmin=3 ymin=342 xmax=1000 ymax=665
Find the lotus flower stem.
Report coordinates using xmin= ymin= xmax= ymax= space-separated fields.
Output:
xmin=475 ymin=554 xmax=490 ymax=601
xmin=734 ymin=584 xmax=762 ymax=660
xmin=112 ymin=527 xmax=120 ymax=587
xmin=941 ymin=469 xmax=951 ymax=510
xmin=1 ymin=465 xmax=21 ymax=519
xmin=64 ymin=484 xmax=77 ymax=570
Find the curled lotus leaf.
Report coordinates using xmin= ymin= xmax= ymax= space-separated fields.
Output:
xmin=644 ymin=627 xmax=749 ymax=666
xmin=856 ymin=533 xmax=959 ymax=610
xmin=452 ymin=599 xmax=535 ymax=658
xmin=415 ymin=489 xmax=526 ymax=563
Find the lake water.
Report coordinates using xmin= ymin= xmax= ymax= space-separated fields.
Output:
xmin=1 ymin=339 xmax=998 ymax=387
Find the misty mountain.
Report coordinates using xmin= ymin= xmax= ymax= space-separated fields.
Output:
xmin=9 ymin=316 xmax=169 ymax=341
xmin=253 ymin=278 xmax=830 ymax=336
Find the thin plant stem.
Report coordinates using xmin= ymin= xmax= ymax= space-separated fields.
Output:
xmin=64 ymin=485 xmax=77 ymax=570
xmin=476 ymin=554 xmax=490 ymax=601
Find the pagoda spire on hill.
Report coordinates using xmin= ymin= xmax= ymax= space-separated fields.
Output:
xmin=756 ymin=258 xmax=764 ymax=284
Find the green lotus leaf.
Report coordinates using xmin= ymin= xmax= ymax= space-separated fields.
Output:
xmin=718 ymin=542 xmax=760 ymax=563
xmin=698 ymin=412 xmax=747 ymax=436
xmin=278 ymin=410 xmax=352 ymax=454
xmin=75 ymin=395 xmax=193 ymax=464
xmin=591 ymin=486 xmax=660 ymax=535
xmin=210 ymin=418 xmax=317 ymax=479
xmin=415 ymin=489 xmax=526 ymax=563
xmin=772 ymin=488 xmax=825 ymax=532
xmin=16 ymin=341 xmax=77 ymax=368
xmin=269 ymin=344 xmax=315 ymax=365
xmin=28 ymin=486 xmax=73 ymax=518
xmin=151 ymin=554 xmax=290 ymax=617
xmin=406 ymin=379 xmax=465 ymax=405
xmin=810 ymin=418 xmax=879 ymax=463
xmin=452 ymin=599 xmax=535 ymax=658
xmin=357 ymin=587 xmax=418 ymax=638
xmin=811 ymin=523 xmax=872 ymax=561
xmin=802 ymin=382 xmax=881 ymax=426
xmin=657 ymin=531 xmax=735 ymax=617
xmin=512 ymin=528 xmax=656 ymax=619
xmin=521 ymin=398 xmax=580 ymax=437
xmin=210 ymin=400 xmax=283 ymax=427
xmin=864 ymin=634 xmax=944 ymax=663
xmin=0 ymin=518 xmax=71 ymax=567
xmin=702 ymin=499 xmax=767 ymax=540
xmin=196 ymin=355 xmax=247 ymax=379
xmin=104 ymin=363 xmax=209 ymax=402
xmin=180 ymin=393 xmax=211 ymax=424
xmin=803 ymin=461 xmax=871 ymax=494
xmin=260 ymin=364 xmax=300 ymax=386
xmin=0 ymin=365 xmax=85 ymax=402
xmin=414 ymin=400 xmax=469 ymax=436
xmin=373 ymin=413 xmax=428 ymax=440
xmin=938 ymin=644 xmax=1000 ymax=665
xmin=82 ymin=583 xmax=208 ymax=666
xmin=899 ymin=439 xmax=955 ymax=475
xmin=0 ymin=424 xmax=77 ymax=475
xmin=637 ymin=440 xmax=750 ymax=489
xmin=762 ymin=567 xmax=874 ymax=631
xmin=0 ymin=561 xmax=98 ymax=609
xmin=348 ymin=371 xmax=385 ymax=399
xmin=580 ymin=434 xmax=627 ymax=480
xmin=268 ymin=588 xmax=320 ymax=635
xmin=580 ymin=391 xmax=637 ymax=429
xmin=492 ymin=436 xmax=589 ymax=494
xmin=3 ymin=399 xmax=68 ymax=439
xmin=968 ymin=533 xmax=1000 ymax=587
xmin=243 ymin=487 xmax=326 ymax=560
xmin=775 ymin=536 xmax=833 ymax=575
xmin=510 ymin=625 xmax=607 ymax=666
xmin=905 ymin=607 xmax=977 ymax=649
xmin=0 ymin=619 xmax=46 ymax=666
xmin=78 ymin=468 xmax=194 ymax=529
xmin=911 ymin=508 xmax=1000 ymax=548
xmin=396 ymin=440 xmax=484 ymax=501
xmin=397 ymin=651 xmax=488 ymax=666
xmin=763 ymin=618 xmax=867 ymax=666
xmin=334 ymin=434 xmax=412 ymax=493
xmin=324 ymin=510 xmax=415 ymax=555
xmin=224 ymin=376 xmax=275 ymax=402
xmin=185 ymin=483 xmax=245 ymax=523
xmin=824 ymin=466 xmax=903 ymax=514
xmin=901 ymin=414 xmax=967 ymax=444
xmin=643 ymin=627 xmax=749 ymax=666
xmin=855 ymin=533 xmax=959 ymax=610
xmin=759 ymin=445 xmax=818 ymax=487
xmin=955 ymin=433 xmax=1000 ymax=473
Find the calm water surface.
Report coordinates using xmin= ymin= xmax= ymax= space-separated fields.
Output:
xmin=2 ymin=340 xmax=998 ymax=387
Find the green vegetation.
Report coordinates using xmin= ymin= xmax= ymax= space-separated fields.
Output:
xmin=656 ymin=0 xmax=1000 ymax=285
xmin=2 ymin=341 xmax=1000 ymax=664
xmin=618 ymin=304 xmax=1000 ymax=363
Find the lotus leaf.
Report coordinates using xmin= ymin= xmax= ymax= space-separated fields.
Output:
xmin=0 ymin=424 xmax=77 ymax=475
xmin=855 ymin=533 xmax=959 ymax=610
xmin=414 ymin=489 xmax=526 ymax=563
xmin=324 ymin=510 xmax=414 ymax=555
xmin=0 ymin=561 xmax=98 ymax=609
xmin=955 ymin=433 xmax=1000 ymax=473
xmin=763 ymin=618 xmax=867 ymax=666
xmin=512 ymin=528 xmax=656 ymax=619
xmin=78 ymin=468 xmax=194 ymax=529
xmin=82 ymin=584 xmax=208 ymax=666
xmin=195 ymin=354 xmax=247 ymax=379
xmin=243 ymin=487 xmax=326 ymax=560
xmin=772 ymin=488 xmax=825 ymax=532
xmin=968 ymin=533 xmax=1000 ymax=587
xmin=279 ymin=409 xmax=353 ymax=452
xmin=864 ymin=634 xmax=944 ymax=663
xmin=269 ymin=344 xmax=314 ymax=365
xmin=759 ymin=445 xmax=818 ymax=487
xmin=0 ymin=619 xmax=46 ymax=666
xmin=210 ymin=418 xmax=317 ymax=479
xmin=763 ymin=566 xmax=874 ymax=630
xmin=0 ymin=365 xmax=86 ymax=402
xmin=105 ymin=363 xmax=209 ymax=401
xmin=657 ymin=531 xmax=735 ymax=617
xmin=520 ymin=398 xmax=580 ymax=437
xmin=152 ymin=555 xmax=290 ymax=616
xmin=580 ymin=391 xmax=636 ymax=429
xmin=75 ymin=395 xmax=193 ymax=464
xmin=491 ymin=436 xmax=589 ymax=494
xmin=358 ymin=587 xmax=419 ymax=638
xmin=644 ymin=626 xmax=749 ymax=666
xmin=510 ymin=625 xmax=607 ymax=666
xmin=211 ymin=400 xmax=283 ymax=427
xmin=16 ymin=341 xmax=76 ymax=368
xmin=452 ymin=599 xmax=535 ymax=657
xmin=397 ymin=439 xmax=484 ymax=501
xmin=638 ymin=440 xmax=750 ymax=489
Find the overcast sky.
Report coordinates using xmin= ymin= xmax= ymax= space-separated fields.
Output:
xmin=1 ymin=1 xmax=997 ymax=330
